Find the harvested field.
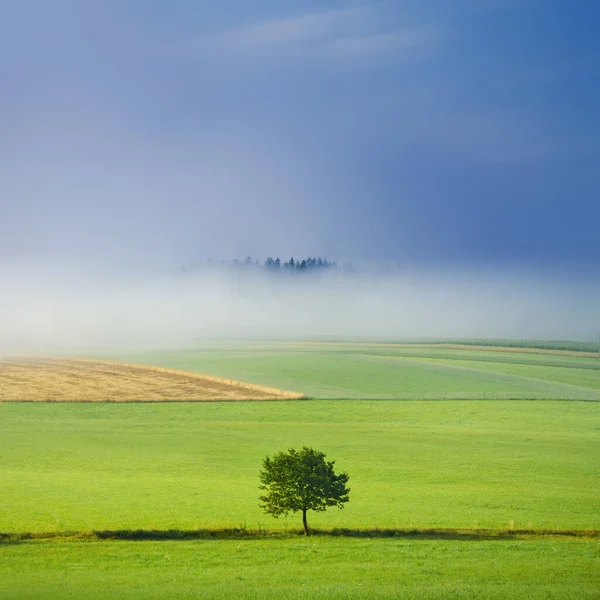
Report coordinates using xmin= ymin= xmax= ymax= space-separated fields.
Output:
xmin=0 ymin=358 xmax=303 ymax=402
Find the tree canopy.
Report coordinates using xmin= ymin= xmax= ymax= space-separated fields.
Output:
xmin=258 ymin=446 xmax=350 ymax=535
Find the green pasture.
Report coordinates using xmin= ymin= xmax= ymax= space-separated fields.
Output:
xmin=2 ymin=342 xmax=599 ymax=598
xmin=429 ymin=338 xmax=600 ymax=353
xmin=112 ymin=342 xmax=600 ymax=400
xmin=1 ymin=538 xmax=598 ymax=599
xmin=1 ymin=400 xmax=598 ymax=533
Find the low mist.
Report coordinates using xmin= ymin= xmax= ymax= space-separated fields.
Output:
xmin=1 ymin=261 xmax=597 ymax=356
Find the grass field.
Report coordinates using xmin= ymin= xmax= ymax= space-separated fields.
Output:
xmin=1 ymin=538 xmax=598 ymax=599
xmin=1 ymin=342 xmax=599 ymax=598
xmin=424 ymin=338 xmax=600 ymax=353
xmin=109 ymin=342 xmax=600 ymax=400
xmin=1 ymin=400 xmax=598 ymax=532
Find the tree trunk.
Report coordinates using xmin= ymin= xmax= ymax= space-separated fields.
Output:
xmin=302 ymin=508 xmax=309 ymax=536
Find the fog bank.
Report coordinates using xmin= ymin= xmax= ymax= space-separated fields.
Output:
xmin=0 ymin=261 xmax=597 ymax=356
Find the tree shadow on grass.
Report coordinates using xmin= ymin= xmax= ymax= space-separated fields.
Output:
xmin=0 ymin=538 xmax=24 ymax=546
xmin=3 ymin=528 xmax=598 ymax=543
xmin=321 ymin=528 xmax=600 ymax=541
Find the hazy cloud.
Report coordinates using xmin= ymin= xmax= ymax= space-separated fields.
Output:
xmin=216 ymin=7 xmax=369 ymax=48
xmin=187 ymin=5 xmax=440 ymax=68
xmin=320 ymin=26 xmax=439 ymax=60
xmin=0 ymin=263 xmax=597 ymax=356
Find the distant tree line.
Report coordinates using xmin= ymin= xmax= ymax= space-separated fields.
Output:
xmin=182 ymin=256 xmax=342 ymax=273
xmin=180 ymin=257 xmax=411 ymax=276
xmin=264 ymin=256 xmax=337 ymax=271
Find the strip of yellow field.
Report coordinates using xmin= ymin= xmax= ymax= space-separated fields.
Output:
xmin=0 ymin=357 xmax=304 ymax=402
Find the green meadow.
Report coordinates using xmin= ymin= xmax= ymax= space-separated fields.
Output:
xmin=1 ymin=343 xmax=599 ymax=598
xmin=113 ymin=342 xmax=600 ymax=400
xmin=2 ymin=399 xmax=599 ymax=532
xmin=1 ymin=538 xmax=598 ymax=600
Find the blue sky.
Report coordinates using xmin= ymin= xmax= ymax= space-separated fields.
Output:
xmin=1 ymin=0 xmax=599 ymax=267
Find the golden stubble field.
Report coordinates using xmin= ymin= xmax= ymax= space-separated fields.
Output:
xmin=0 ymin=358 xmax=303 ymax=402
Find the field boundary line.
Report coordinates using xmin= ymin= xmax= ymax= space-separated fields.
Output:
xmin=2 ymin=527 xmax=599 ymax=543
xmin=71 ymin=357 xmax=304 ymax=399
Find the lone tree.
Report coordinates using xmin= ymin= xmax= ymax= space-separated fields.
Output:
xmin=258 ymin=446 xmax=350 ymax=535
